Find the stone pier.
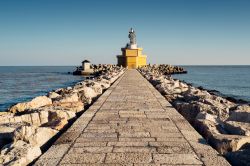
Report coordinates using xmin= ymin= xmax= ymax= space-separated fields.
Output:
xmin=35 ymin=70 xmax=230 ymax=165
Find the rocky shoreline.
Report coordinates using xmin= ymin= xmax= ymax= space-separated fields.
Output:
xmin=139 ymin=64 xmax=250 ymax=166
xmin=0 ymin=65 xmax=125 ymax=166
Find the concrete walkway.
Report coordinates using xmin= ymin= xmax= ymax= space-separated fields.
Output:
xmin=35 ymin=70 xmax=230 ymax=166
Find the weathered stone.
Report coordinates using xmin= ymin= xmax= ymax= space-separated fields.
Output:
xmin=0 ymin=140 xmax=41 ymax=166
xmin=9 ymin=96 xmax=52 ymax=113
xmin=105 ymin=153 xmax=152 ymax=164
xmin=86 ymin=82 xmax=103 ymax=95
xmin=0 ymin=112 xmax=14 ymax=124
xmin=228 ymin=106 xmax=250 ymax=123
xmin=78 ymin=86 xmax=98 ymax=104
xmin=54 ymin=92 xmax=79 ymax=103
xmin=224 ymin=120 xmax=250 ymax=136
xmin=52 ymin=101 xmax=84 ymax=113
xmin=61 ymin=153 xmax=105 ymax=164
xmin=210 ymin=134 xmax=250 ymax=154
xmin=196 ymin=112 xmax=219 ymax=123
xmin=13 ymin=126 xmax=58 ymax=147
xmin=42 ymin=117 xmax=68 ymax=130
xmin=153 ymin=154 xmax=202 ymax=164
xmin=47 ymin=91 xmax=61 ymax=99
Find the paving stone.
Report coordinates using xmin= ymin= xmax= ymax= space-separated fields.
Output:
xmin=119 ymin=137 xmax=156 ymax=142
xmin=119 ymin=131 xmax=150 ymax=137
xmin=73 ymin=142 xmax=107 ymax=147
xmin=156 ymin=137 xmax=186 ymax=142
xmin=80 ymin=132 xmax=118 ymax=138
xmin=76 ymin=137 xmax=118 ymax=142
xmin=150 ymin=132 xmax=183 ymax=138
xmin=38 ymin=144 xmax=71 ymax=159
xmin=61 ymin=153 xmax=105 ymax=164
xmin=113 ymin=146 xmax=157 ymax=153
xmin=153 ymin=154 xmax=203 ymax=164
xmin=36 ymin=70 xmax=231 ymax=165
xmin=34 ymin=158 xmax=61 ymax=166
xmin=105 ymin=153 xmax=152 ymax=164
xmin=54 ymin=131 xmax=80 ymax=145
xmin=68 ymin=146 xmax=113 ymax=153
xmin=157 ymin=146 xmax=195 ymax=154
xmin=107 ymin=141 xmax=149 ymax=147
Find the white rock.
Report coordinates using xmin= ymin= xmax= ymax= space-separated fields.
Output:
xmin=228 ymin=106 xmax=250 ymax=123
xmin=196 ymin=112 xmax=219 ymax=123
xmin=0 ymin=140 xmax=41 ymax=166
xmin=224 ymin=121 xmax=250 ymax=136
xmin=54 ymin=92 xmax=79 ymax=103
xmin=78 ymin=86 xmax=98 ymax=104
xmin=14 ymin=126 xmax=58 ymax=147
xmin=47 ymin=92 xmax=61 ymax=99
xmin=9 ymin=96 xmax=52 ymax=113
xmin=87 ymin=82 xmax=103 ymax=95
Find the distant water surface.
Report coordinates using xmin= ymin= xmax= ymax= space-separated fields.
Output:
xmin=0 ymin=66 xmax=83 ymax=111
xmin=173 ymin=66 xmax=250 ymax=102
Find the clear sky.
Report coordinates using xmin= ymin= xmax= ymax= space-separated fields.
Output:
xmin=0 ymin=0 xmax=249 ymax=66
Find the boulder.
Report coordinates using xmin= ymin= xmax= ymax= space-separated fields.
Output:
xmin=194 ymin=119 xmax=222 ymax=139
xmin=174 ymin=101 xmax=201 ymax=122
xmin=78 ymin=87 xmax=98 ymax=104
xmin=0 ymin=112 xmax=14 ymax=124
xmin=224 ymin=121 xmax=250 ymax=136
xmin=54 ymin=92 xmax=79 ymax=103
xmin=228 ymin=106 xmax=250 ymax=123
xmin=0 ymin=122 xmax=30 ymax=140
xmin=13 ymin=126 xmax=58 ymax=147
xmin=52 ymin=101 xmax=84 ymax=113
xmin=15 ymin=111 xmax=49 ymax=126
xmin=47 ymin=91 xmax=61 ymax=99
xmin=0 ymin=110 xmax=49 ymax=127
xmin=155 ymin=83 xmax=167 ymax=94
xmin=211 ymin=134 xmax=250 ymax=154
xmin=42 ymin=117 xmax=68 ymax=130
xmin=97 ymin=79 xmax=111 ymax=89
xmin=226 ymin=147 xmax=250 ymax=166
xmin=0 ymin=140 xmax=41 ymax=166
xmin=172 ymin=87 xmax=182 ymax=94
xmin=54 ymin=88 xmax=72 ymax=95
xmin=9 ymin=96 xmax=52 ymax=113
xmin=48 ymin=109 xmax=75 ymax=121
xmin=196 ymin=112 xmax=219 ymax=123
xmin=236 ymin=105 xmax=250 ymax=111
xmin=86 ymin=82 xmax=103 ymax=95
xmin=195 ymin=119 xmax=250 ymax=154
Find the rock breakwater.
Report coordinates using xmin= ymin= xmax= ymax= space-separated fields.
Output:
xmin=0 ymin=65 xmax=125 ymax=166
xmin=139 ymin=65 xmax=250 ymax=166
xmin=145 ymin=64 xmax=187 ymax=75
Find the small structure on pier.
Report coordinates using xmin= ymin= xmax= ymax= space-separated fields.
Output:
xmin=82 ymin=60 xmax=91 ymax=71
xmin=117 ymin=28 xmax=147 ymax=69
xmin=73 ymin=59 xmax=94 ymax=75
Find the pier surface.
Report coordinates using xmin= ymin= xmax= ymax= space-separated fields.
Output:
xmin=35 ymin=70 xmax=230 ymax=165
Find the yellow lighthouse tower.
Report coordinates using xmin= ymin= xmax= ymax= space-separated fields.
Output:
xmin=117 ymin=28 xmax=147 ymax=69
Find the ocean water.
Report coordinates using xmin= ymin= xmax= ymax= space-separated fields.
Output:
xmin=0 ymin=66 xmax=84 ymax=112
xmin=172 ymin=66 xmax=250 ymax=102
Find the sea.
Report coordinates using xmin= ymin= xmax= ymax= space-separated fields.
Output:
xmin=0 ymin=66 xmax=249 ymax=112
xmin=0 ymin=66 xmax=84 ymax=112
xmin=172 ymin=65 xmax=250 ymax=103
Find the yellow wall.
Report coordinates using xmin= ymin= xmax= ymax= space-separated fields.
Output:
xmin=125 ymin=49 xmax=138 ymax=57
xmin=117 ymin=48 xmax=147 ymax=69
xmin=126 ymin=56 xmax=138 ymax=69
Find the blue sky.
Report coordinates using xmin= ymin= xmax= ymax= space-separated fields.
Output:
xmin=0 ymin=0 xmax=249 ymax=65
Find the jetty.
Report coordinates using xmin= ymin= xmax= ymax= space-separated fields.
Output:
xmin=35 ymin=69 xmax=230 ymax=165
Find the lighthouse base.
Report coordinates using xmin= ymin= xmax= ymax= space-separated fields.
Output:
xmin=117 ymin=47 xmax=147 ymax=69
